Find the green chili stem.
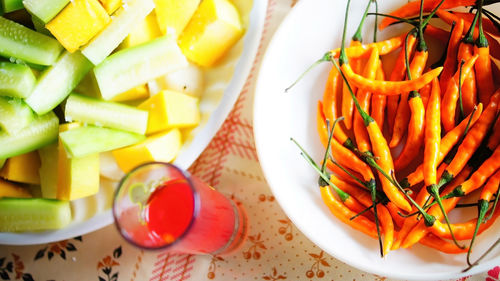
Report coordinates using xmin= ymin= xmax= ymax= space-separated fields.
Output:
xmin=467 ymin=200 xmax=490 ymax=266
xmin=352 ymin=0 xmax=372 ymax=42
xmin=339 ymin=0 xmax=351 ymax=66
xmin=463 ymin=235 xmax=500 ymax=272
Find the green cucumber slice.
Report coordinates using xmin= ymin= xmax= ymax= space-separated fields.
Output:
xmin=59 ymin=125 xmax=145 ymax=158
xmin=31 ymin=15 xmax=52 ymax=36
xmin=0 ymin=96 xmax=34 ymax=135
xmin=23 ymin=0 xmax=70 ymax=23
xmin=2 ymin=0 xmax=23 ymax=13
xmin=0 ymin=198 xmax=71 ymax=232
xmin=94 ymin=35 xmax=187 ymax=100
xmin=38 ymin=142 xmax=58 ymax=199
xmin=0 ymin=61 xmax=36 ymax=98
xmin=0 ymin=111 xmax=58 ymax=159
xmin=0 ymin=16 xmax=63 ymax=66
xmin=65 ymin=93 xmax=148 ymax=134
xmin=25 ymin=51 xmax=93 ymax=115
xmin=81 ymin=0 xmax=154 ymax=65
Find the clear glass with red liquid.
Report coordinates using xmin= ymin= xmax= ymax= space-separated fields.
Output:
xmin=113 ymin=162 xmax=247 ymax=254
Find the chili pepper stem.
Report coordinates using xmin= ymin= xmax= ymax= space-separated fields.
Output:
xmin=322 ymin=117 xmax=345 ymax=175
xmin=486 ymin=193 xmax=500 ymax=221
xmin=285 ymin=54 xmax=331 ymax=93
xmin=352 ymin=0 xmax=372 ymax=43
xmin=463 ymin=235 xmax=500 ymax=272
xmin=328 ymin=157 xmax=368 ymax=188
xmin=350 ymin=204 xmax=374 ymax=220
xmin=467 ymin=199 xmax=490 ymax=265
xmin=427 ymin=184 xmax=466 ymax=249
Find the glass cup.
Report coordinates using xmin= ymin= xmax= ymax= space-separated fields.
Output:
xmin=113 ymin=162 xmax=247 ymax=255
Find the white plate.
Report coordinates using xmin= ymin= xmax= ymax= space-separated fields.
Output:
xmin=0 ymin=0 xmax=267 ymax=245
xmin=254 ymin=0 xmax=500 ymax=280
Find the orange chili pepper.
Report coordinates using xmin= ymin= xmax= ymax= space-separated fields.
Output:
xmin=370 ymin=61 xmax=386 ymax=129
xmin=322 ymin=67 xmax=353 ymax=147
xmin=354 ymin=47 xmax=379 ymax=153
xmin=424 ymin=25 xmax=450 ymax=44
xmin=458 ymin=13 xmax=479 ymax=118
xmin=342 ymin=41 xmax=362 ymax=130
xmin=441 ymin=54 xmax=479 ymax=132
xmin=394 ymin=92 xmax=426 ymax=170
xmin=387 ymin=33 xmax=417 ymax=136
xmin=474 ymin=7 xmax=496 ymax=105
xmin=320 ymin=185 xmax=378 ymax=238
xmin=386 ymin=202 xmax=404 ymax=228
xmin=317 ymin=105 xmax=376 ymax=184
xmin=440 ymin=18 xmax=465 ymax=92
xmin=379 ymin=0 xmax=476 ymax=30
xmin=419 ymin=234 xmax=468 ymax=254
xmin=439 ymin=91 xmax=500 ymax=187
xmin=330 ymin=175 xmax=394 ymax=255
xmin=451 ymin=11 xmax=500 ymax=37
xmin=339 ymin=63 xmax=442 ymax=96
xmin=423 ymin=78 xmax=441 ymax=188
xmin=390 ymin=48 xmax=429 ymax=148
xmin=328 ymin=34 xmax=405 ymax=60
xmin=326 ymin=160 xmax=365 ymax=188
xmin=400 ymin=103 xmax=483 ymax=188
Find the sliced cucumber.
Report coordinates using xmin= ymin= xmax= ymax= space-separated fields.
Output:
xmin=0 ymin=198 xmax=71 ymax=232
xmin=0 ymin=96 xmax=34 ymax=135
xmin=0 ymin=16 xmax=63 ymax=66
xmin=94 ymin=35 xmax=188 ymax=100
xmin=81 ymin=0 xmax=155 ymax=65
xmin=38 ymin=142 xmax=58 ymax=199
xmin=2 ymin=0 xmax=23 ymax=13
xmin=59 ymin=125 xmax=145 ymax=158
xmin=65 ymin=93 xmax=148 ymax=134
xmin=23 ymin=0 xmax=70 ymax=23
xmin=25 ymin=51 xmax=93 ymax=115
xmin=0 ymin=62 xmax=36 ymax=99
xmin=0 ymin=111 xmax=58 ymax=159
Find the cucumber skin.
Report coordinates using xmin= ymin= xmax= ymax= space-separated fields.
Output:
xmin=60 ymin=125 xmax=146 ymax=158
xmin=0 ymin=197 xmax=71 ymax=232
xmin=94 ymin=35 xmax=188 ymax=100
xmin=0 ymin=111 xmax=59 ymax=159
xmin=82 ymin=0 xmax=155 ymax=65
xmin=0 ymin=17 xmax=63 ymax=66
xmin=0 ymin=96 xmax=34 ymax=135
xmin=23 ymin=0 xmax=70 ymax=23
xmin=2 ymin=0 xmax=23 ymax=13
xmin=26 ymin=51 xmax=93 ymax=115
xmin=65 ymin=93 xmax=149 ymax=135
xmin=0 ymin=62 xmax=36 ymax=99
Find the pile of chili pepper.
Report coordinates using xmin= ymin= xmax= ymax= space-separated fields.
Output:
xmin=292 ymin=0 xmax=500 ymax=270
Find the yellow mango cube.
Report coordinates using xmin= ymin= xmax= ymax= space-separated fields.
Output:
xmin=138 ymin=90 xmax=200 ymax=134
xmin=57 ymin=122 xmax=100 ymax=201
xmin=178 ymin=0 xmax=243 ymax=67
xmin=0 ymin=152 xmax=40 ymax=185
xmin=46 ymin=0 xmax=111 ymax=53
xmin=112 ymin=128 xmax=182 ymax=173
xmin=0 ymin=179 xmax=32 ymax=198
xmin=98 ymin=0 xmax=121 ymax=14
xmin=120 ymin=11 xmax=161 ymax=49
xmin=111 ymin=84 xmax=149 ymax=102
xmin=154 ymin=0 xmax=200 ymax=36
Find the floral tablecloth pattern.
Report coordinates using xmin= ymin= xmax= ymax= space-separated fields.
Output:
xmin=0 ymin=0 xmax=498 ymax=280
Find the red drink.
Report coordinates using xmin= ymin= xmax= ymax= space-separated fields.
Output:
xmin=113 ymin=162 xmax=247 ymax=254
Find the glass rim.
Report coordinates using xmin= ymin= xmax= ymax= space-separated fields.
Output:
xmin=112 ymin=161 xmax=201 ymax=251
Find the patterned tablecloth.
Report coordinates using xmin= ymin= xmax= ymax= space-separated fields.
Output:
xmin=0 ymin=1 xmax=498 ymax=280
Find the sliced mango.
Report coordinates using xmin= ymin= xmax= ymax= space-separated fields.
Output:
xmin=138 ymin=90 xmax=200 ymax=135
xmin=0 ymin=179 xmax=31 ymax=198
xmin=154 ymin=0 xmax=200 ymax=36
xmin=57 ymin=122 xmax=100 ymax=201
xmin=0 ymin=151 xmax=41 ymax=185
xmin=178 ymin=0 xmax=243 ymax=67
xmin=46 ymin=0 xmax=111 ymax=53
xmin=98 ymin=0 xmax=121 ymax=14
xmin=120 ymin=11 xmax=161 ymax=49
xmin=111 ymin=84 xmax=149 ymax=102
xmin=112 ymin=128 xmax=182 ymax=173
